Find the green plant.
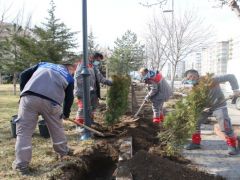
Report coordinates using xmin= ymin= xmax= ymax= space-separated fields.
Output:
xmin=159 ymin=74 xmax=213 ymax=156
xmin=105 ymin=75 xmax=131 ymax=126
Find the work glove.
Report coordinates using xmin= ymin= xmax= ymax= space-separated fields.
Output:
xmin=144 ymin=96 xmax=150 ymax=103
xmin=231 ymin=90 xmax=240 ymax=104
xmin=108 ymin=80 xmax=113 ymax=86
xmin=233 ymin=89 xmax=240 ymax=98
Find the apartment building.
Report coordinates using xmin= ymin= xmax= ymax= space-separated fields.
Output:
xmin=201 ymin=41 xmax=229 ymax=75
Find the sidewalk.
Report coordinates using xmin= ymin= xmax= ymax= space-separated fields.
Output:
xmin=182 ymin=106 xmax=240 ymax=180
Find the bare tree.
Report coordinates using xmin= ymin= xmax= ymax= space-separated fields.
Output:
xmin=213 ymin=0 xmax=240 ymax=18
xmin=145 ymin=15 xmax=169 ymax=71
xmin=139 ymin=0 xmax=240 ymax=19
xmin=146 ymin=10 xmax=212 ymax=88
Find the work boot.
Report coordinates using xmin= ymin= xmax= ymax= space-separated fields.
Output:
xmin=185 ymin=143 xmax=201 ymax=150
xmin=80 ymin=130 xmax=92 ymax=141
xmin=153 ymin=117 xmax=160 ymax=123
xmin=12 ymin=161 xmax=30 ymax=175
xmin=67 ymin=147 xmax=74 ymax=156
xmin=56 ymin=148 xmax=75 ymax=160
xmin=227 ymin=146 xmax=238 ymax=155
xmin=226 ymin=136 xmax=239 ymax=155
xmin=185 ymin=133 xmax=201 ymax=150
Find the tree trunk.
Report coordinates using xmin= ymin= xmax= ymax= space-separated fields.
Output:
xmin=170 ymin=64 xmax=177 ymax=89
xmin=13 ymin=72 xmax=17 ymax=95
xmin=0 ymin=73 xmax=2 ymax=84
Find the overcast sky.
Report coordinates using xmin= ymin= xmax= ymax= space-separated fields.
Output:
xmin=1 ymin=0 xmax=240 ymax=51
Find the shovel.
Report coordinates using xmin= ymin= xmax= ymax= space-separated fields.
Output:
xmin=203 ymin=96 xmax=233 ymax=113
xmin=68 ymin=118 xmax=106 ymax=137
xmin=133 ymin=100 xmax=146 ymax=119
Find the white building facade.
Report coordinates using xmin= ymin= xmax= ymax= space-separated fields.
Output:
xmin=201 ymin=41 xmax=229 ymax=76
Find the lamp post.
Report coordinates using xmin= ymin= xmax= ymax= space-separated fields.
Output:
xmin=81 ymin=0 xmax=91 ymax=128
xmin=163 ymin=0 xmax=174 ymax=87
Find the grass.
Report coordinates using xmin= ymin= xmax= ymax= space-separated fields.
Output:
xmin=0 ymin=84 xmax=85 ymax=179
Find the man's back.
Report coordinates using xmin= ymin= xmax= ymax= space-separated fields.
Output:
xmin=21 ymin=62 xmax=73 ymax=105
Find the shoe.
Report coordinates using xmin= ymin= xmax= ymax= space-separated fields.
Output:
xmin=226 ymin=136 xmax=239 ymax=155
xmin=57 ymin=147 xmax=75 ymax=160
xmin=228 ymin=146 xmax=239 ymax=155
xmin=67 ymin=147 xmax=74 ymax=156
xmin=185 ymin=143 xmax=201 ymax=150
xmin=153 ymin=117 xmax=160 ymax=123
xmin=80 ymin=131 xmax=92 ymax=141
xmin=12 ymin=161 xmax=30 ymax=175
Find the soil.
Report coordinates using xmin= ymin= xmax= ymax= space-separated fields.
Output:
xmin=50 ymin=89 xmax=225 ymax=180
xmin=119 ymin=150 xmax=223 ymax=180
xmin=49 ymin=107 xmax=225 ymax=180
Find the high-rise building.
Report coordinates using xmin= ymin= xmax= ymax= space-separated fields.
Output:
xmin=201 ymin=41 xmax=229 ymax=75
xmin=175 ymin=61 xmax=185 ymax=79
xmin=216 ymin=41 xmax=229 ymax=75
xmin=226 ymin=37 xmax=240 ymax=92
xmin=185 ymin=52 xmax=202 ymax=74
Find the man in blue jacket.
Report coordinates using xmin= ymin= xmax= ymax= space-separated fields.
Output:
xmin=12 ymin=62 xmax=75 ymax=175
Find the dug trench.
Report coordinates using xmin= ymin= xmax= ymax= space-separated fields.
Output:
xmin=49 ymin=106 xmax=224 ymax=180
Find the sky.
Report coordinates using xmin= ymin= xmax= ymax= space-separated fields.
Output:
xmin=1 ymin=0 xmax=240 ymax=51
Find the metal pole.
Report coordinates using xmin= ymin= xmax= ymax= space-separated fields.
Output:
xmin=172 ymin=0 xmax=174 ymax=22
xmin=81 ymin=0 xmax=91 ymax=127
xmin=171 ymin=0 xmax=174 ymax=88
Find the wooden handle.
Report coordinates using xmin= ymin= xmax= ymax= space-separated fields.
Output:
xmin=133 ymin=101 xmax=145 ymax=118
xmin=203 ymin=96 xmax=233 ymax=113
xmin=68 ymin=119 xmax=105 ymax=137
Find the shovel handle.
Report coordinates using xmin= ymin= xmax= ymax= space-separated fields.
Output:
xmin=68 ymin=119 xmax=105 ymax=137
xmin=133 ymin=100 xmax=146 ymax=118
xmin=203 ymin=96 xmax=234 ymax=113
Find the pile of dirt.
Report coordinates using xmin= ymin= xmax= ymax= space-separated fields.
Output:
xmin=119 ymin=150 xmax=224 ymax=180
xmin=51 ymin=100 xmax=225 ymax=180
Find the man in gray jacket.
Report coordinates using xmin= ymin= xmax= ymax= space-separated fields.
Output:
xmin=184 ymin=69 xmax=240 ymax=155
xmin=74 ymin=52 xmax=112 ymax=140
xmin=12 ymin=62 xmax=75 ymax=175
